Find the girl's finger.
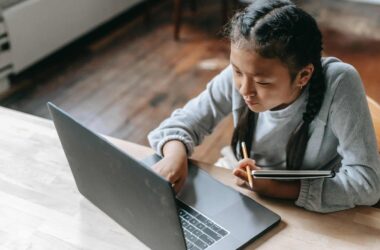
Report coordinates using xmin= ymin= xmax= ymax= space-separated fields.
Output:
xmin=234 ymin=176 xmax=246 ymax=186
xmin=236 ymin=158 xmax=260 ymax=171
xmin=173 ymin=177 xmax=186 ymax=193
xmin=233 ymin=168 xmax=248 ymax=182
xmin=166 ymin=172 xmax=178 ymax=184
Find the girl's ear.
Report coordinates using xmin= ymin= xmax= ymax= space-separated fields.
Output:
xmin=296 ymin=64 xmax=314 ymax=89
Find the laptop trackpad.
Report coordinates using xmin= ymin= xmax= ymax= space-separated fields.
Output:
xmin=177 ymin=162 xmax=239 ymax=216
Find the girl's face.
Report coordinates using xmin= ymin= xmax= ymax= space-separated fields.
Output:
xmin=230 ymin=44 xmax=306 ymax=112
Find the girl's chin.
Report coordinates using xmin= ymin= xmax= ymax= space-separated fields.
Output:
xmin=247 ymin=103 xmax=265 ymax=112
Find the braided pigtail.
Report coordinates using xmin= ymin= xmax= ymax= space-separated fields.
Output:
xmin=231 ymin=107 xmax=257 ymax=159
xmin=286 ymin=61 xmax=325 ymax=169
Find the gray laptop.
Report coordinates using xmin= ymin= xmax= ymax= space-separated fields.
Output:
xmin=47 ymin=102 xmax=280 ymax=250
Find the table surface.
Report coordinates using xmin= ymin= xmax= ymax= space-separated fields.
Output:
xmin=1 ymin=106 xmax=379 ymax=250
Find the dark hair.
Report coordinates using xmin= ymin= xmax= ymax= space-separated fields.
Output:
xmin=229 ymin=0 xmax=325 ymax=170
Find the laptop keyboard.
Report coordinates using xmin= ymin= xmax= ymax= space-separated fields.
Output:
xmin=177 ymin=200 xmax=229 ymax=250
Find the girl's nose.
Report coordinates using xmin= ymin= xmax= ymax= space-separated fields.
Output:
xmin=239 ymin=77 xmax=256 ymax=96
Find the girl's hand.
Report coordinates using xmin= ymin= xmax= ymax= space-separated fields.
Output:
xmin=232 ymin=158 xmax=272 ymax=193
xmin=152 ymin=140 xmax=188 ymax=193
xmin=233 ymin=158 xmax=301 ymax=199
xmin=152 ymin=155 xmax=188 ymax=193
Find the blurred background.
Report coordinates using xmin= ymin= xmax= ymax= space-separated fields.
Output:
xmin=0 ymin=0 xmax=379 ymax=163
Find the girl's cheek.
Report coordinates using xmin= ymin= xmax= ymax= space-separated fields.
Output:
xmin=233 ymin=76 xmax=240 ymax=88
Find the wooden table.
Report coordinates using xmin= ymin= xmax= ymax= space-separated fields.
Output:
xmin=1 ymin=106 xmax=379 ymax=249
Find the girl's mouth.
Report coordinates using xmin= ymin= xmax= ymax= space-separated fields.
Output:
xmin=245 ymin=100 xmax=258 ymax=106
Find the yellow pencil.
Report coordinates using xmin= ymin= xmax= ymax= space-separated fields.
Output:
xmin=241 ymin=142 xmax=253 ymax=189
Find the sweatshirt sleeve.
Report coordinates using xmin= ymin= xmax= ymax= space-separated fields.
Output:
xmin=147 ymin=66 xmax=234 ymax=156
xmin=295 ymin=65 xmax=380 ymax=213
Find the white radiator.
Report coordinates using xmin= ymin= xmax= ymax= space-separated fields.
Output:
xmin=0 ymin=0 xmax=142 ymax=80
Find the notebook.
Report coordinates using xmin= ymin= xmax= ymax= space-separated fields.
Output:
xmin=251 ymin=170 xmax=335 ymax=180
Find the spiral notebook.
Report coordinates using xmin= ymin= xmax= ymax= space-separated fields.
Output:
xmin=251 ymin=170 xmax=335 ymax=180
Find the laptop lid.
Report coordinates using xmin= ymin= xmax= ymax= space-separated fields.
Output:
xmin=48 ymin=103 xmax=186 ymax=250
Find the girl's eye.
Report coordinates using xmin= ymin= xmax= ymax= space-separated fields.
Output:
xmin=234 ymin=70 xmax=242 ymax=76
xmin=255 ymin=81 xmax=270 ymax=86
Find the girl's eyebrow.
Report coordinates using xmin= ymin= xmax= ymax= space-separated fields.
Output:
xmin=230 ymin=62 xmax=239 ymax=69
xmin=231 ymin=62 xmax=266 ymax=77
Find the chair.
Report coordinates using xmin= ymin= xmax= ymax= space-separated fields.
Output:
xmin=367 ymin=96 xmax=380 ymax=152
xmin=173 ymin=0 xmax=254 ymax=40
xmin=367 ymin=96 xmax=380 ymax=208
xmin=173 ymin=0 xmax=236 ymax=40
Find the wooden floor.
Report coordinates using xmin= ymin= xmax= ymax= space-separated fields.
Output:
xmin=1 ymin=0 xmax=380 ymax=164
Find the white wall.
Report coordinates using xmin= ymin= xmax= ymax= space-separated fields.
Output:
xmin=3 ymin=0 xmax=142 ymax=73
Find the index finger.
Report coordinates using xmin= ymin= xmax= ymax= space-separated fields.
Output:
xmin=236 ymin=158 xmax=259 ymax=171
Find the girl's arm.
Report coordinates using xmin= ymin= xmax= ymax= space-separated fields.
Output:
xmin=148 ymin=65 xmax=235 ymax=157
xmin=296 ymin=65 xmax=380 ymax=213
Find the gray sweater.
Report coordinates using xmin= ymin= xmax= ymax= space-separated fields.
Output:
xmin=148 ymin=57 xmax=380 ymax=213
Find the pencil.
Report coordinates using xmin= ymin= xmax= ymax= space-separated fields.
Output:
xmin=241 ymin=142 xmax=253 ymax=189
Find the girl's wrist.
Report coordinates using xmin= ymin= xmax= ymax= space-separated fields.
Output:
xmin=162 ymin=140 xmax=188 ymax=160
xmin=255 ymin=179 xmax=300 ymax=200
xmin=272 ymin=180 xmax=300 ymax=199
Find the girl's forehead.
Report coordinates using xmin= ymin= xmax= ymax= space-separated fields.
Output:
xmin=230 ymin=45 xmax=287 ymax=77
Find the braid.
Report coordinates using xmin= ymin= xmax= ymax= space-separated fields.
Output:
xmin=304 ymin=62 xmax=325 ymax=123
xmin=286 ymin=61 xmax=325 ymax=170
xmin=231 ymin=107 xmax=257 ymax=159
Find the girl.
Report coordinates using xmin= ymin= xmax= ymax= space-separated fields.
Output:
xmin=148 ymin=0 xmax=380 ymax=213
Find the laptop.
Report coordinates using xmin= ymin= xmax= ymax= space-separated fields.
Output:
xmin=47 ymin=102 xmax=280 ymax=250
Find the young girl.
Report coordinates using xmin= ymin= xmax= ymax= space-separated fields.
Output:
xmin=148 ymin=0 xmax=380 ymax=213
